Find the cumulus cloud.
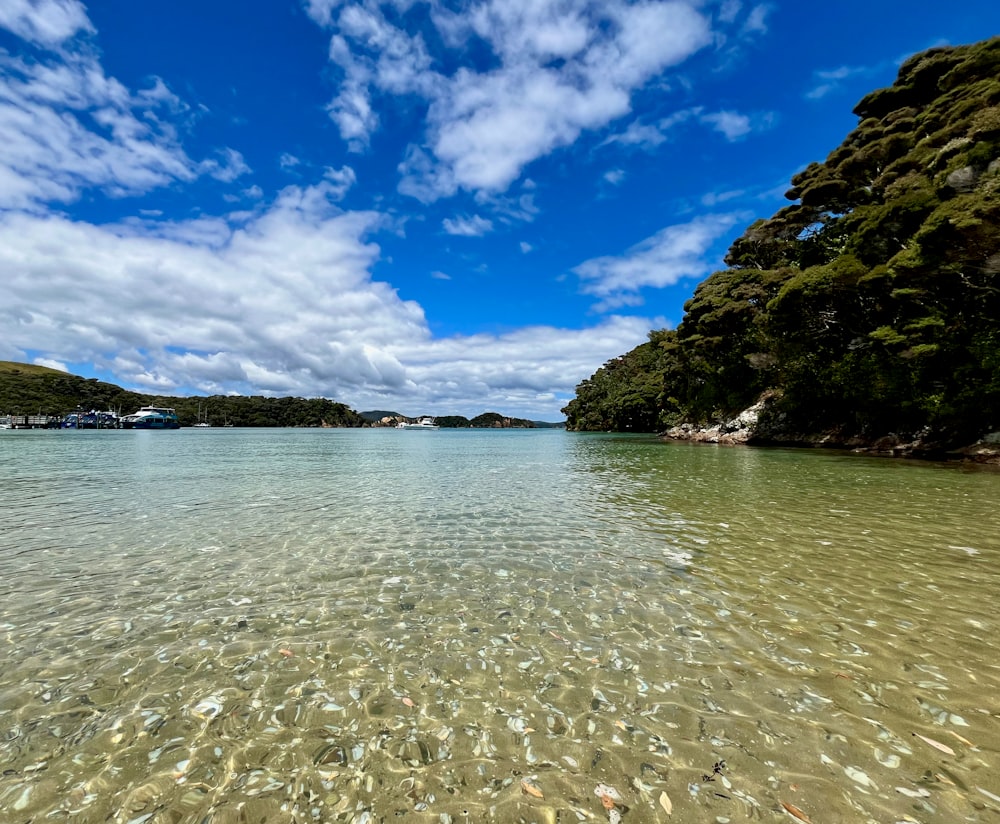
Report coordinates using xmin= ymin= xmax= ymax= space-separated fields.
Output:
xmin=0 ymin=184 xmax=413 ymax=390
xmin=573 ymin=213 xmax=745 ymax=310
xmin=442 ymin=214 xmax=493 ymax=236
xmin=0 ymin=5 xmax=248 ymax=211
xmin=322 ymin=165 xmax=358 ymax=200
xmin=741 ymin=3 xmax=771 ymax=35
xmin=1 ymin=178 xmax=656 ymax=419
xmin=603 ymin=168 xmax=626 ymax=186
xmin=369 ymin=314 xmax=658 ymax=417
xmin=602 ymin=105 xmax=769 ymax=149
xmin=602 ymin=120 xmax=671 ymax=149
xmin=0 ymin=0 xmax=731 ymax=421
xmin=699 ymin=109 xmax=752 ymax=140
xmin=309 ymin=0 xmax=729 ymax=200
xmin=0 ymin=0 xmax=92 ymax=47
xmin=33 ymin=357 xmax=69 ymax=372
xmin=200 ymin=148 xmax=252 ymax=183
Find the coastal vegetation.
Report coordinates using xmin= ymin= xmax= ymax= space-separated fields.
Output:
xmin=0 ymin=361 xmax=363 ymax=427
xmin=563 ymin=38 xmax=1000 ymax=453
xmin=360 ymin=410 xmax=548 ymax=428
xmin=0 ymin=362 xmax=554 ymax=428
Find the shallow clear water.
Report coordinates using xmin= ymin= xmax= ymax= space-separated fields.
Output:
xmin=1 ymin=427 xmax=999 ymax=823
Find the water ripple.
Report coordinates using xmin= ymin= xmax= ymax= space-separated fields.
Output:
xmin=1 ymin=430 xmax=999 ymax=821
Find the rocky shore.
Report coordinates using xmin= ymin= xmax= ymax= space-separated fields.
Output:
xmin=661 ymin=397 xmax=1000 ymax=464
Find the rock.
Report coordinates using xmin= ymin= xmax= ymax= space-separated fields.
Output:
xmin=661 ymin=396 xmax=1000 ymax=464
xmin=944 ymin=165 xmax=978 ymax=193
xmin=662 ymin=396 xmax=768 ymax=445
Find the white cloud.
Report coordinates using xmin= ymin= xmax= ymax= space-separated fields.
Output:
xmin=700 ymin=109 xmax=752 ymax=140
xmin=0 ymin=0 xmax=777 ymax=423
xmin=573 ymin=213 xmax=745 ymax=309
xmin=0 ymin=0 xmax=92 ymax=47
xmin=603 ymin=168 xmax=626 ymax=186
xmin=602 ymin=120 xmax=671 ymax=149
xmin=602 ymin=106 xmax=765 ymax=149
xmin=805 ymin=64 xmax=874 ymax=100
xmin=33 ymin=357 xmax=69 ymax=372
xmin=701 ymin=188 xmax=745 ymax=206
xmin=717 ymin=0 xmax=742 ymax=24
xmin=370 ymin=314 xmax=658 ymax=417
xmin=303 ymin=0 xmax=342 ymax=28
xmin=200 ymin=148 xmax=251 ymax=183
xmin=323 ymin=165 xmax=358 ymax=200
xmin=327 ymin=79 xmax=379 ymax=153
xmin=1 ymin=178 xmax=658 ymax=419
xmin=314 ymin=0 xmax=720 ymax=200
xmin=741 ymin=3 xmax=771 ymax=35
xmin=0 ymin=185 xmax=415 ymax=393
xmin=442 ymin=214 xmax=493 ymax=236
xmin=0 ymin=7 xmax=246 ymax=211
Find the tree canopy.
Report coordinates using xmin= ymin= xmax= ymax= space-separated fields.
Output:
xmin=0 ymin=362 xmax=363 ymax=427
xmin=563 ymin=37 xmax=1000 ymax=449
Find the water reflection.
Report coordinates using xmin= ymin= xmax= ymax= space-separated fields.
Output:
xmin=0 ymin=429 xmax=999 ymax=822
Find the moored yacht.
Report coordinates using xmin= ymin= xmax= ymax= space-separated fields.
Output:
xmin=120 ymin=406 xmax=180 ymax=429
xmin=396 ymin=416 xmax=440 ymax=430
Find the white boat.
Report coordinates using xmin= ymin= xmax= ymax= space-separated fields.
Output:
xmin=397 ymin=417 xmax=440 ymax=430
xmin=120 ymin=406 xmax=180 ymax=429
xmin=194 ymin=402 xmax=211 ymax=426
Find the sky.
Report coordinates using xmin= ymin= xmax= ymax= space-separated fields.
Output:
xmin=1 ymin=2 xmax=998 ymax=420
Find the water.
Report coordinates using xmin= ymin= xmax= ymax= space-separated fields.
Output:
xmin=1 ymin=428 xmax=999 ymax=823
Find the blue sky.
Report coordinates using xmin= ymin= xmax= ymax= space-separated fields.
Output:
xmin=1 ymin=2 xmax=998 ymax=419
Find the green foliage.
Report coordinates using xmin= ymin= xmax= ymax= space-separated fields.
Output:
xmin=358 ymin=409 xmax=403 ymax=422
xmin=435 ymin=415 xmax=472 ymax=427
xmin=0 ymin=363 xmax=364 ymax=427
xmin=563 ymin=332 xmax=683 ymax=431
xmin=468 ymin=412 xmax=535 ymax=428
xmin=564 ymin=37 xmax=1000 ymax=445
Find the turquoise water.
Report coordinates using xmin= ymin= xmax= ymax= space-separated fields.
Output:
xmin=1 ymin=428 xmax=999 ymax=822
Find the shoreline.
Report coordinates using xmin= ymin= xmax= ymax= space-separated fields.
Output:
xmin=660 ymin=422 xmax=1000 ymax=466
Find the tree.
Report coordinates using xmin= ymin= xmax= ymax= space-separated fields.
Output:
xmin=563 ymin=37 xmax=1000 ymax=447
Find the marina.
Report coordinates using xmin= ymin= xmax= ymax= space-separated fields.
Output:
xmin=0 ymin=406 xmax=180 ymax=430
xmin=0 ymin=413 xmax=61 ymax=429
xmin=1 ymin=428 xmax=999 ymax=822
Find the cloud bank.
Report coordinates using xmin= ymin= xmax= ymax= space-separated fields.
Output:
xmin=308 ymin=0 xmax=729 ymax=200
xmin=0 ymin=0 xmax=754 ymax=419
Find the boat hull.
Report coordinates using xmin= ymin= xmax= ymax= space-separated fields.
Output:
xmin=120 ymin=406 xmax=180 ymax=430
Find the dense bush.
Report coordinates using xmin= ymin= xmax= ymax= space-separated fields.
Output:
xmin=565 ymin=38 xmax=1000 ymax=446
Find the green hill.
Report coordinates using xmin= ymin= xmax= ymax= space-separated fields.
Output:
xmin=0 ymin=361 xmax=66 ymax=376
xmin=358 ymin=410 xmax=403 ymax=422
xmin=0 ymin=364 xmax=363 ymax=428
xmin=563 ymin=38 xmax=1000 ymax=455
xmin=2 ymin=366 xmax=563 ymax=429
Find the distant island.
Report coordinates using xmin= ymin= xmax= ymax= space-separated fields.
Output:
xmin=563 ymin=37 xmax=1000 ymax=461
xmin=359 ymin=410 xmax=562 ymax=428
xmin=0 ymin=361 xmax=563 ymax=429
